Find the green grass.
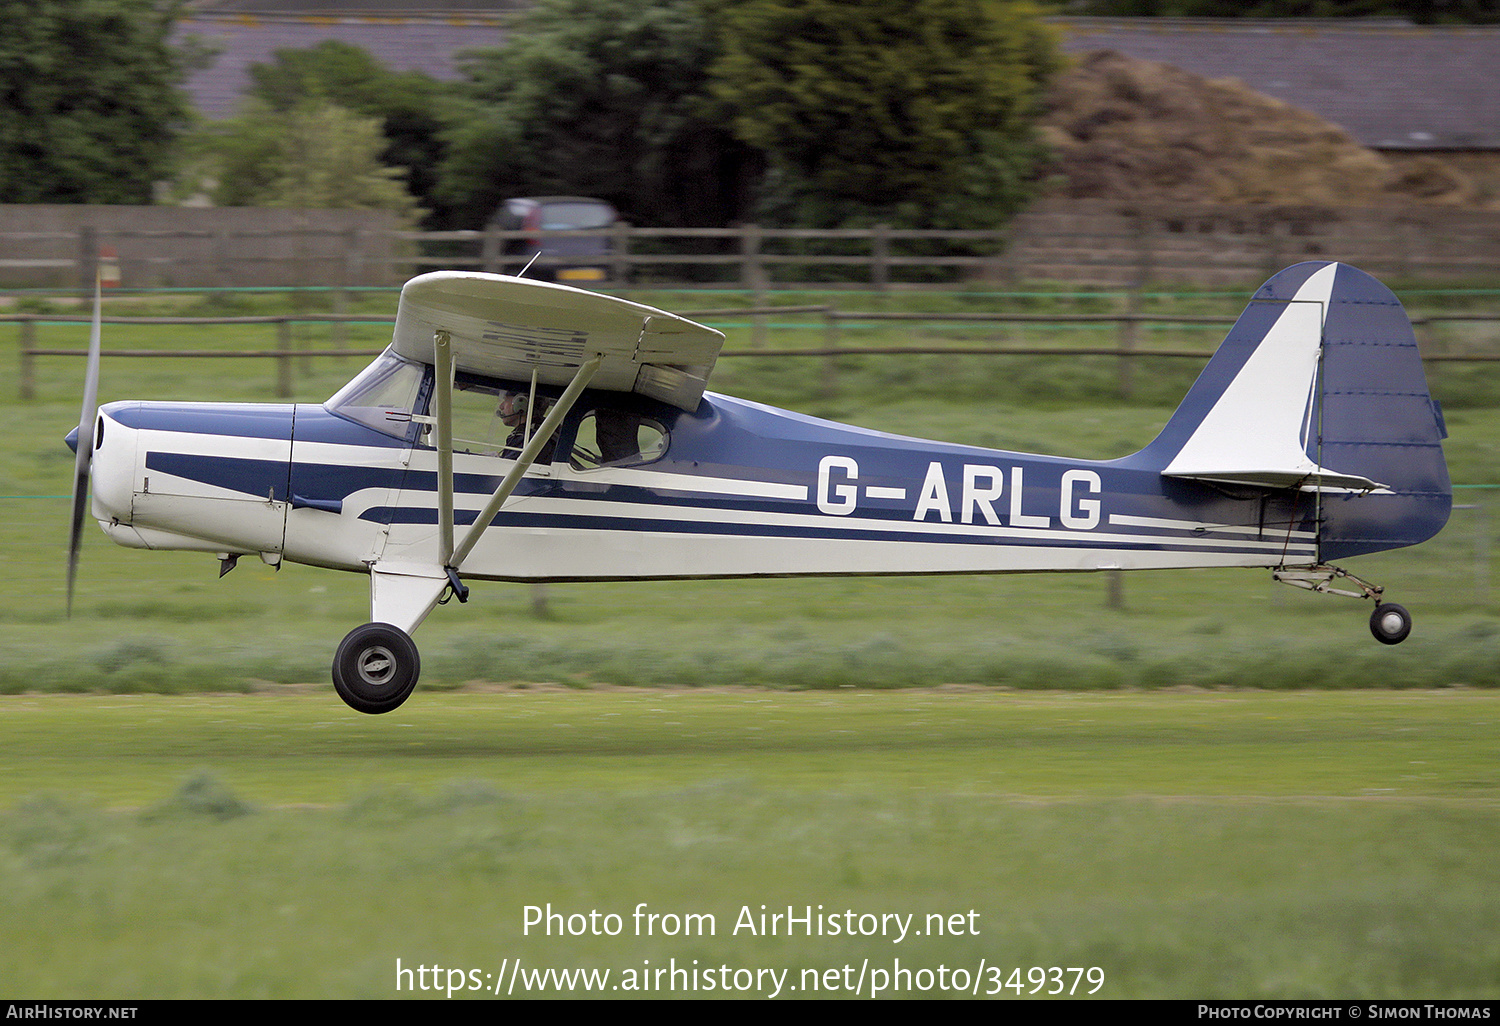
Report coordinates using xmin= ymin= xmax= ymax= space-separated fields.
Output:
xmin=1 ymin=691 xmax=1497 ymax=998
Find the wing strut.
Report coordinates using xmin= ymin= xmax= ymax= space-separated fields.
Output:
xmin=431 ymin=329 xmax=457 ymax=566
xmin=448 ymin=352 xmax=603 ymax=572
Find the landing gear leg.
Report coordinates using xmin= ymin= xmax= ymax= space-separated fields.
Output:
xmin=1273 ymin=564 xmax=1414 ymax=645
xmin=332 ymin=622 xmax=421 ymax=714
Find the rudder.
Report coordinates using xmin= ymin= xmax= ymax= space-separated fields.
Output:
xmin=1314 ymin=263 xmax=1450 ymax=559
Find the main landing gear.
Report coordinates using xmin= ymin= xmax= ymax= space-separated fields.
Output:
xmin=1272 ymin=565 xmax=1413 ymax=646
xmin=332 ymin=622 xmax=421 ymax=714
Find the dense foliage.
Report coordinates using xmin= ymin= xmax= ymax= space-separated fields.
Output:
xmin=204 ymin=101 xmax=422 ymax=219
xmin=438 ymin=0 xmax=757 ymax=228
xmin=241 ymin=40 xmax=448 ymax=223
xmin=438 ymin=0 xmax=1061 ymax=230
xmin=0 ymin=0 xmax=190 ymax=203
xmin=709 ymin=0 xmax=1061 ymax=228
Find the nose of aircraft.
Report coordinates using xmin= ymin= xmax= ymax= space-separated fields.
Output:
xmin=70 ymin=403 xmax=138 ymax=526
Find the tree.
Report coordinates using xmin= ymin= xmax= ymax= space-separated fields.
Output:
xmin=0 ymin=0 xmax=190 ymax=203
xmin=242 ymin=40 xmax=450 ymax=224
xmin=709 ymin=0 xmax=1061 ymax=228
xmin=437 ymin=0 xmax=758 ymax=228
xmin=206 ymin=101 xmax=421 ymax=221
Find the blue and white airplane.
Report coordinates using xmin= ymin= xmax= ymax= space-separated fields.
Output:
xmin=67 ymin=261 xmax=1450 ymax=712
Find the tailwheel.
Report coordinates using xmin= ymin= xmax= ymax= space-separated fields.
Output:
xmin=332 ymin=622 xmax=420 ymax=714
xmin=1274 ymin=564 xmax=1415 ymax=646
xmin=1369 ymin=603 xmax=1413 ymax=646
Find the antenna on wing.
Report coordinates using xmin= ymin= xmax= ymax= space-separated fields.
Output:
xmin=518 ymin=251 xmax=542 ymax=278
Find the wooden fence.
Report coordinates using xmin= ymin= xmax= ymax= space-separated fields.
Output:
xmin=4 ymin=201 xmax=1500 ymax=290
xmin=1005 ymin=201 xmax=1500 ymax=286
xmin=15 ymin=307 xmax=1500 ymax=403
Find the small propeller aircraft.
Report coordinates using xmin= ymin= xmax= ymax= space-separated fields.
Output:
xmin=66 ymin=260 xmax=1450 ymax=712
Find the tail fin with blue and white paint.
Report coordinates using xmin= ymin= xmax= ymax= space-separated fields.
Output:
xmin=1142 ymin=261 xmax=1450 ymax=561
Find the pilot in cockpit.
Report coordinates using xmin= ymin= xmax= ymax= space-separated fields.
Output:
xmin=499 ymin=391 xmax=556 ymax=464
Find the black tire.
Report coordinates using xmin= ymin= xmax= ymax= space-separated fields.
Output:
xmin=332 ymin=622 xmax=420 ymax=714
xmin=1370 ymin=602 xmax=1412 ymax=646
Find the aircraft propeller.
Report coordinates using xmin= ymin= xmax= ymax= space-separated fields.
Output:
xmin=66 ymin=276 xmax=103 ymax=616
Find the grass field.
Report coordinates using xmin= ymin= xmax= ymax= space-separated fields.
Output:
xmin=1 ymin=690 xmax=1497 ymax=999
xmin=3 ymin=282 xmax=1499 ymax=999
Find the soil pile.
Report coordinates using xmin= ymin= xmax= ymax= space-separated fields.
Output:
xmin=1038 ymin=50 xmax=1486 ymax=207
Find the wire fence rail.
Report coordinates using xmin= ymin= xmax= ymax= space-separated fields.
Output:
xmin=7 ymin=204 xmax=1500 ymax=289
xmin=12 ymin=306 xmax=1500 ymax=402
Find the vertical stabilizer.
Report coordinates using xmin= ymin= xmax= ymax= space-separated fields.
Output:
xmin=1146 ymin=262 xmax=1450 ymax=559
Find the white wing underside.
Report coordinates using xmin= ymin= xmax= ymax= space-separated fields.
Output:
xmin=1162 ymin=263 xmax=1385 ymax=493
xmin=390 ymin=271 xmax=724 ymax=411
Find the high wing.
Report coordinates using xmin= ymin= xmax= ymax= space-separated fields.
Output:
xmin=390 ymin=270 xmax=724 ymax=411
xmin=377 ymin=272 xmax=726 ymax=629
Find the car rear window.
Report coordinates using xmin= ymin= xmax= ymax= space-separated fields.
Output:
xmin=539 ymin=202 xmax=615 ymax=230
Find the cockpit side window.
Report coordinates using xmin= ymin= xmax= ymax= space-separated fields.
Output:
xmin=447 ymin=379 xmax=508 ymax=455
xmin=445 ymin=380 xmax=557 ymax=463
xmin=570 ymin=407 xmax=667 ymax=470
xmin=324 ymin=350 xmax=426 ymax=439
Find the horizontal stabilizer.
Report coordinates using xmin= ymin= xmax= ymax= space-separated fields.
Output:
xmin=1165 ymin=467 xmax=1385 ymax=493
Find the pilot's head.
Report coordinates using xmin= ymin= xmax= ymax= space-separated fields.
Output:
xmin=501 ymin=391 xmax=550 ymax=427
xmin=499 ymin=391 xmax=528 ymax=426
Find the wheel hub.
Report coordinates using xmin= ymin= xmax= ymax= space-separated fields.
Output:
xmin=356 ymin=645 xmax=396 ymax=687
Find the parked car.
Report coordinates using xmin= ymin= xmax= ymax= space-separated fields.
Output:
xmin=489 ymin=196 xmax=618 ymax=283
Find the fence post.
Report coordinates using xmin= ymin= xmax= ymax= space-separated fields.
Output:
xmin=1410 ymin=315 xmax=1439 ymax=359
xmin=78 ymin=227 xmax=98 ymax=297
xmin=19 ymin=317 xmax=35 ymax=401
xmin=612 ymin=222 xmax=632 ymax=282
xmin=1474 ymin=498 xmax=1490 ymax=607
xmin=740 ymin=224 xmax=768 ymax=347
xmin=276 ymin=318 xmax=293 ymax=398
xmin=1129 ymin=209 xmax=1154 ymax=287
xmin=822 ymin=308 xmax=839 ymax=400
xmin=1261 ymin=213 xmax=1285 ymax=283
xmin=1118 ymin=286 xmax=1138 ymax=399
xmin=334 ymin=228 xmax=357 ymax=349
xmin=481 ymin=225 xmax=501 ymax=275
xmin=212 ymin=228 xmax=230 ymax=294
xmin=1106 ymin=569 xmax=1125 ymax=610
xmin=871 ymin=223 xmax=890 ymax=292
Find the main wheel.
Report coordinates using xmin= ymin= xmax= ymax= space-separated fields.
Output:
xmin=1370 ymin=602 xmax=1412 ymax=646
xmin=332 ymin=622 xmax=420 ymax=713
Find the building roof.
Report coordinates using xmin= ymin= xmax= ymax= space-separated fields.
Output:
xmin=1054 ymin=17 xmax=1500 ymax=150
xmin=176 ymin=8 xmax=513 ymax=119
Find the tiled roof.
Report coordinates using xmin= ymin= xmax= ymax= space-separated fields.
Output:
xmin=176 ymin=10 xmax=511 ymax=118
xmin=1055 ymin=18 xmax=1500 ymax=150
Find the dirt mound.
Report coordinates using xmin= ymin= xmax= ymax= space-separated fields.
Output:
xmin=1038 ymin=50 xmax=1482 ymax=207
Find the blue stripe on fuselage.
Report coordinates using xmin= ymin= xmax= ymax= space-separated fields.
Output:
xmin=145 ymin=451 xmax=291 ymax=502
xmin=108 ymin=401 xmax=295 ymax=440
xmin=356 ymin=503 xmax=1302 ymax=557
